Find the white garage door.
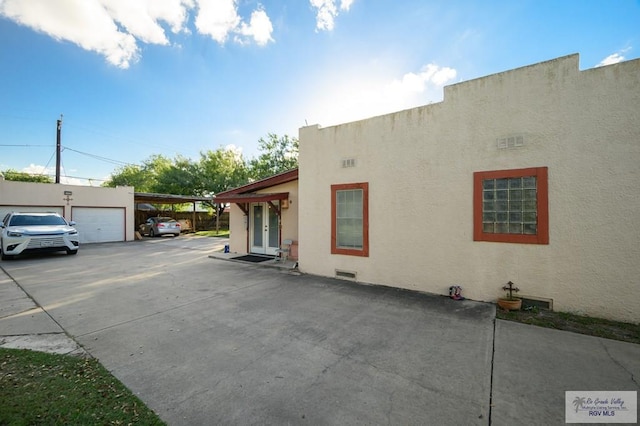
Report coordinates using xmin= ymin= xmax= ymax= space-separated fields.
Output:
xmin=72 ymin=207 xmax=125 ymax=244
xmin=0 ymin=205 xmax=64 ymax=221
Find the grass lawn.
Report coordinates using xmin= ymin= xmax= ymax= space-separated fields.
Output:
xmin=194 ymin=230 xmax=229 ymax=238
xmin=496 ymin=307 xmax=640 ymax=344
xmin=0 ymin=348 xmax=165 ymax=425
xmin=2 ymin=303 xmax=635 ymax=425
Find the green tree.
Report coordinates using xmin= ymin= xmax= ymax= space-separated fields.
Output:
xmin=102 ymin=134 xmax=298 ymax=229
xmin=1 ymin=169 xmax=52 ymax=183
xmin=104 ymin=155 xmax=173 ymax=192
xmin=248 ymin=133 xmax=298 ymax=180
xmin=198 ymin=147 xmax=249 ymax=227
xmin=103 ymin=164 xmax=149 ymax=190
xmin=153 ymin=156 xmax=200 ymax=195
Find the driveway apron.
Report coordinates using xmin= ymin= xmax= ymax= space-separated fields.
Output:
xmin=2 ymin=236 xmax=638 ymax=425
xmin=0 ymin=237 xmax=494 ymax=425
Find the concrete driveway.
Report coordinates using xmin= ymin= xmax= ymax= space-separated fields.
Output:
xmin=1 ymin=236 xmax=638 ymax=425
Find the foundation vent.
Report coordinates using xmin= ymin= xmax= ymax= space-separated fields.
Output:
xmin=342 ymin=158 xmax=357 ymax=168
xmin=335 ymin=269 xmax=357 ymax=280
xmin=521 ymin=296 xmax=553 ymax=311
xmin=497 ymin=135 xmax=524 ymax=149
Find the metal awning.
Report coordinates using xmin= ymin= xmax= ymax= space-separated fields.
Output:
xmin=134 ymin=192 xmax=213 ymax=204
xmin=214 ymin=192 xmax=288 ymax=204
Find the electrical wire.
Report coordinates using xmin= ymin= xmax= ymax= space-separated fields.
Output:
xmin=42 ymin=174 xmax=108 ymax=182
xmin=62 ymin=146 xmax=134 ymax=167
xmin=39 ymin=150 xmax=56 ymax=177
xmin=64 ymin=120 xmax=199 ymax=158
xmin=0 ymin=144 xmax=53 ymax=147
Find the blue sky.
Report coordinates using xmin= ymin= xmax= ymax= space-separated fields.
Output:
xmin=1 ymin=0 xmax=638 ymax=186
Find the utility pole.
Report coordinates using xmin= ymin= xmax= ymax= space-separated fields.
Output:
xmin=55 ymin=114 xmax=62 ymax=184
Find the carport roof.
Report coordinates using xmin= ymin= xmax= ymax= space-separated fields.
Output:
xmin=134 ymin=192 xmax=213 ymax=205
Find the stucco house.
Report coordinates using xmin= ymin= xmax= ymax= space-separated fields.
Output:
xmin=215 ymin=169 xmax=298 ymax=258
xmin=297 ymin=53 xmax=640 ymax=323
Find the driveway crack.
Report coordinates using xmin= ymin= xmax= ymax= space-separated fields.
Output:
xmin=600 ymin=340 xmax=639 ymax=388
xmin=488 ymin=317 xmax=496 ymax=425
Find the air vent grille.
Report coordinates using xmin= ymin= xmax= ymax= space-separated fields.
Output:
xmin=497 ymin=135 xmax=524 ymax=149
xmin=521 ymin=296 xmax=553 ymax=310
xmin=335 ymin=269 xmax=357 ymax=280
xmin=342 ymin=158 xmax=356 ymax=168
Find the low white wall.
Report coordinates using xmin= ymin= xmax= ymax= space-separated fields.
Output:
xmin=299 ymin=54 xmax=640 ymax=323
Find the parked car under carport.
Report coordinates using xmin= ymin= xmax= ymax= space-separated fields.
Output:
xmin=139 ymin=217 xmax=181 ymax=237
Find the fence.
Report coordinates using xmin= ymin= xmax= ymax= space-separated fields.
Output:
xmin=135 ymin=211 xmax=229 ymax=232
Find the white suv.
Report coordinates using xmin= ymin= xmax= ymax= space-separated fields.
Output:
xmin=0 ymin=212 xmax=79 ymax=260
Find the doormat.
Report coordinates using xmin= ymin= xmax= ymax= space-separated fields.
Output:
xmin=231 ymin=255 xmax=274 ymax=263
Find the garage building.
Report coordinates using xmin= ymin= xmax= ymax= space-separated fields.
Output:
xmin=0 ymin=179 xmax=134 ymax=243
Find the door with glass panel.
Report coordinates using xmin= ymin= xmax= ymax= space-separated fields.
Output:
xmin=250 ymin=203 xmax=279 ymax=255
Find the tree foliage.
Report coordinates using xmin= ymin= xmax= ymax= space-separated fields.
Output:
xmin=1 ymin=169 xmax=52 ymax=183
xmin=248 ymin=133 xmax=299 ymax=180
xmin=195 ymin=147 xmax=249 ymax=219
xmin=104 ymin=155 xmax=173 ymax=192
xmin=102 ymin=133 xmax=298 ymax=215
xmin=154 ymin=156 xmax=201 ymax=195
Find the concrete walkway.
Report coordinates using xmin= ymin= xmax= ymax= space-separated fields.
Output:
xmin=1 ymin=236 xmax=638 ymax=425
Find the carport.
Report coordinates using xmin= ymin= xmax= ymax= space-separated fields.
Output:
xmin=134 ymin=192 xmax=214 ymax=232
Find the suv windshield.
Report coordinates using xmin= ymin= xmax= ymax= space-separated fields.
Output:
xmin=9 ymin=215 xmax=68 ymax=226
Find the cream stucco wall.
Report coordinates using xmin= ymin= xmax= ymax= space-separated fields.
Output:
xmin=0 ymin=180 xmax=135 ymax=241
xmin=228 ymin=179 xmax=299 ymax=255
xmin=298 ymin=54 xmax=640 ymax=323
xmin=228 ymin=203 xmax=248 ymax=254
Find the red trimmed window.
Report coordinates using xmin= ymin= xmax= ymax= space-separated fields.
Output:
xmin=331 ymin=182 xmax=369 ymax=256
xmin=474 ymin=167 xmax=548 ymax=244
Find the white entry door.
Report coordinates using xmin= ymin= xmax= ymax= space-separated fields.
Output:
xmin=250 ymin=203 xmax=279 ymax=255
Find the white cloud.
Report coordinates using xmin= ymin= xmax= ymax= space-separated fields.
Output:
xmin=101 ymin=0 xmax=191 ymax=45
xmin=596 ymin=50 xmax=628 ymax=67
xmin=194 ymin=0 xmax=273 ymax=46
xmin=0 ymin=0 xmax=272 ymax=69
xmin=19 ymin=164 xmax=87 ymax=185
xmin=0 ymin=0 xmax=140 ymax=68
xmin=340 ymin=0 xmax=354 ymax=10
xmin=222 ymin=144 xmax=245 ymax=161
xmin=236 ymin=7 xmax=274 ymax=46
xmin=194 ymin=0 xmax=240 ymax=43
xmin=307 ymin=63 xmax=457 ymax=126
xmin=390 ymin=64 xmax=458 ymax=94
xmin=310 ymin=0 xmax=354 ymax=32
xmin=21 ymin=164 xmax=51 ymax=176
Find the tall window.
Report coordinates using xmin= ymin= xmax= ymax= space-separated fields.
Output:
xmin=331 ymin=182 xmax=369 ymax=256
xmin=474 ymin=167 xmax=548 ymax=244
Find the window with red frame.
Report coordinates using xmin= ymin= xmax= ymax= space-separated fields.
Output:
xmin=474 ymin=167 xmax=548 ymax=244
xmin=331 ymin=182 xmax=369 ymax=256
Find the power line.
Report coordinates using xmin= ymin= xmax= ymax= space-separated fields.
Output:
xmin=62 ymin=146 xmax=134 ymax=167
xmin=64 ymin=120 xmax=200 ymax=158
xmin=0 ymin=144 xmax=53 ymax=147
xmin=44 ymin=173 xmax=109 ymax=182
xmin=39 ymin=150 xmax=56 ymax=177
